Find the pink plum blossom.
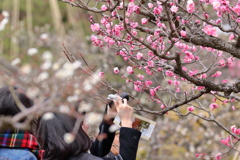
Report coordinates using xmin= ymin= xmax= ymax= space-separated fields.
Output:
xmin=90 ymin=23 xmax=100 ymax=32
xmin=203 ymin=25 xmax=217 ymax=36
xmin=136 ymin=52 xmax=143 ymax=60
xmin=218 ymin=59 xmax=226 ymax=67
xmin=101 ymin=5 xmax=108 ymax=11
xmin=165 ymin=70 xmax=174 ymax=77
xmin=153 ymin=6 xmax=163 ymax=14
xmin=145 ymin=80 xmax=153 ymax=87
xmin=187 ymin=106 xmax=194 ymax=112
xmin=147 ymin=61 xmax=154 ymax=67
xmin=114 ymin=67 xmax=119 ymax=74
xmin=232 ymin=106 xmax=236 ymax=110
xmin=148 ymin=3 xmax=153 ymax=8
xmin=99 ymin=72 xmax=104 ymax=78
xmin=137 ymin=74 xmax=144 ymax=80
xmin=141 ymin=18 xmax=148 ymax=25
xmin=127 ymin=66 xmax=134 ymax=74
xmin=150 ymin=89 xmax=156 ymax=96
xmin=229 ymin=33 xmax=235 ymax=40
xmin=187 ymin=0 xmax=195 ymax=13
xmin=210 ymin=103 xmax=218 ymax=110
xmin=215 ymin=153 xmax=222 ymax=160
xmin=212 ymin=71 xmax=222 ymax=77
xmin=180 ymin=30 xmax=187 ymax=37
xmin=170 ymin=6 xmax=178 ymax=13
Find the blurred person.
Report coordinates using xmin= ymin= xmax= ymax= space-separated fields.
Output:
xmin=36 ymin=97 xmax=141 ymax=160
xmin=0 ymin=85 xmax=44 ymax=160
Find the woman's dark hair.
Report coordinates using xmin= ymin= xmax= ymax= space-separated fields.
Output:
xmin=0 ymin=86 xmax=34 ymax=116
xmin=36 ymin=113 xmax=92 ymax=160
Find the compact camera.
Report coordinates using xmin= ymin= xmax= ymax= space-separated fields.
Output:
xmin=107 ymin=92 xmax=129 ymax=108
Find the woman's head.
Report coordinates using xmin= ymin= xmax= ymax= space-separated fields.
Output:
xmin=0 ymin=85 xmax=34 ymax=116
xmin=36 ymin=113 xmax=92 ymax=160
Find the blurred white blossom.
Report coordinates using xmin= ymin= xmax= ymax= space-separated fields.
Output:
xmin=41 ymin=61 xmax=52 ymax=70
xmin=42 ymin=112 xmax=55 ymax=120
xmin=85 ymin=112 xmax=103 ymax=126
xmin=78 ymin=101 xmax=92 ymax=113
xmin=67 ymin=95 xmax=79 ymax=102
xmin=40 ymin=33 xmax=49 ymax=40
xmin=0 ymin=11 xmax=9 ymax=31
xmin=37 ymin=72 xmax=49 ymax=81
xmin=27 ymin=48 xmax=38 ymax=56
xmin=26 ymin=87 xmax=40 ymax=99
xmin=64 ymin=133 xmax=75 ymax=144
xmin=11 ymin=58 xmax=21 ymax=66
xmin=42 ymin=51 xmax=53 ymax=61
xmin=20 ymin=64 xmax=32 ymax=74
xmin=55 ymin=61 xmax=81 ymax=79
xmin=59 ymin=105 xmax=70 ymax=113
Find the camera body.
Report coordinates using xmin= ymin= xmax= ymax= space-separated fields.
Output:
xmin=107 ymin=92 xmax=129 ymax=108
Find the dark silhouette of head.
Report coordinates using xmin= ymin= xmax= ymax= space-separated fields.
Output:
xmin=36 ymin=113 xmax=92 ymax=160
xmin=0 ymin=85 xmax=33 ymax=116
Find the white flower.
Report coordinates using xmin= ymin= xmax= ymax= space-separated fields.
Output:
xmin=40 ymin=33 xmax=49 ymax=40
xmin=20 ymin=64 xmax=31 ymax=74
xmin=42 ymin=112 xmax=55 ymax=120
xmin=42 ymin=51 xmax=53 ymax=61
xmin=41 ymin=61 xmax=52 ymax=70
xmin=85 ymin=112 xmax=103 ymax=126
xmin=64 ymin=133 xmax=75 ymax=144
xmin=59 ymin=105 xmax=70 ymax=113
xmin=37 ymin=72 xmax=49 ymax=81
xmin=27 ymin=48 xmax=38 ymax=56
xmin=11 ymin=58 xmax=21 ymax=66
xmin=67 ymin=95 xmax=79 ymax=102
xmin=78 ymin=101 xmax=92 ymax=113
xmin=26 ymin=87 xmax=40 ymax=99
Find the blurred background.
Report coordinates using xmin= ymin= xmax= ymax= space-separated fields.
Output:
xmin=0 ymin=1 xmax=240 ymax=160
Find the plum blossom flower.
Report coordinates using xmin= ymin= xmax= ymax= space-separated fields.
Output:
xmin=153 ymin=6 xmax=163 ymax=14
xmin=170 ymin=6 xmax=178 ymax=13
xmin=114 ymin=67 xmax=119 ymax=74
xmin=165 ymin=70 xmax=174 ymax=77
xmin=203 ymin=25 xmax=217 ymax=36
xmin=137 ymin=74 xmax=144 ymax=80
xmin=148 ymin=3 xmax=153 ymax=8
xmin=147 ymin=60 xmax=154 ymax=67
xmin=27 ymin=48 xmax=38 ymax=56
xmin=233 ymin=5 xmax=240 ymax=15
xmin=211 ymin=0 xmax=221 ymax=10
xmin=215 ymin=153 xmax=222 ymax=160
xmin=187 ymin=106 xmax=194 ymax=112
xmin=101 ymin=5 xmax=108 ymax=11
xmin=187 ymin=0 xmax=195 ymax=13
xmin=99 ymin=72 xmax=104 ymax=78
xmin=90 ymin=23 xmax=100 ymax=32
xmin=150 ymin=89 xmax=156 ymax=96
xmin=229 ymin=33 xmax=235 ymax=40
xmin=136 ymin=52 xmax=143 ymax=60
xmin=141 ymin=18 xmax=148 ymax=25
xmin=127 ymin=66 xmax=134 ymax=74
xmin=180 ymin=30 xmax=186 ymax=37
xmin=212 ymin=71 xmax=222 ymax=77
xmin=218 ymin=59 xmax=226 ymax=67
xmin=210 ymin=103 xmax=218 ymax=110
xmin=145 ymin=80 xmax=153 ymax=87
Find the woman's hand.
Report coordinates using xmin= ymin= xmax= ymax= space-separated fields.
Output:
xmin=114 ymin=97 xmax=133 ymax=128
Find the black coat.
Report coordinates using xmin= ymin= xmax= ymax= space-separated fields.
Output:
xmin=69 ymin=127 xmax=141 ymax=160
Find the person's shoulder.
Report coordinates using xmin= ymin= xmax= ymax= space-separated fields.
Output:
xmin=0 ymin=148 xmax=37 ymax=160
xmin=68 ymin=152 xmax=103 ymax=160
